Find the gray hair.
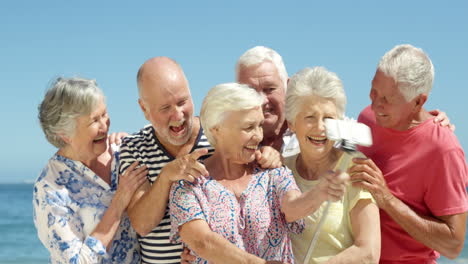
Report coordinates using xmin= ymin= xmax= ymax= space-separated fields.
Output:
xmin=235 ymin=46 xmax=288 ymax=90
xmin=286 ymin=67 xmax=346 ymax=125
xmin=378 ymin=44 xmax=434 ymax=101
xmin=200 ymin=83 xmax=264 ymax=147
xmin=38 ymin=77 xmax=105 ymax=148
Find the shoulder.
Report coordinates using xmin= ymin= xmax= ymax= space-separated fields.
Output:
xmin=358 ymin=105 xmax=375 ymax=126
xmin=195 ymin=126 xmax=214 ymax=150
xmin=418 ymin=120 xmax=464 ymax=155
xmin=283 ymin=154 xmax=298 ymax=171
xmin=33 ymin=156 xmax=72 ymax=205
xmin=120 ymin=124 xmax=156 ymax=150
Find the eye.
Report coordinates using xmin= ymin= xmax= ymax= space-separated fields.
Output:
xmin=264 ymin=88 xmax=275 ymax=94
xmin=160 ymin=106 xmax=170 ymax=112
xmin=244 ymin=125 xmax=254 ymax=131
xmin=177 ymin=99 xmax=187 ymax=107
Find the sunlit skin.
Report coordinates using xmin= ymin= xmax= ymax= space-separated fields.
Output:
xmin=288 ymin=95 xmax=340 ymax=180
xmin=237 ymin=61 xmax=286 ymax=150
xmin=210 ymin=106 xmax=264 ymax=169
xmin=58 ymin=99 xmax=110 ymax=167
xmin=370 ymin=70 xmax=430 ymax=131
xmin=138 ymin=57 xmax=197 ymax=156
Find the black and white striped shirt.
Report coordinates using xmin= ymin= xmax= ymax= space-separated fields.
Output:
xmin=119 ymin=124 xmax=213 ymax=264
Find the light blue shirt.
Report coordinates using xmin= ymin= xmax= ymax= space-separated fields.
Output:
xmin=33 ymin=148 xmax=140 ymax=264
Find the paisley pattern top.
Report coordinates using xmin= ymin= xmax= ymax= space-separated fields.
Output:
xmin=170 ymin=166 xmax=304 ymax=264
xmin=33 ymin=149 xmax=140 ymax=264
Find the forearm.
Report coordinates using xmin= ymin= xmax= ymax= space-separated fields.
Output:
xmin=90 ymin=196 xmax=125 ymax=250
xmin=282 ymin=190 xmax=327 ymax=222
xmin=326 ymin=245 xmax=378 ymax=264
xmin=128 ymin=177 xmax=172 ymax=236
xmin=382 ymin=196 xmax=465 ymax=258
xmin=182 ymin=223 xmax=265 ymax=264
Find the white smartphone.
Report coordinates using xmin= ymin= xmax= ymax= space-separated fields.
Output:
xmin=324 ymin=118 xmax=372 ymax=147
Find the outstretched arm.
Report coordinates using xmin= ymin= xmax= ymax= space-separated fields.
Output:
xmin=282 ymin=171 xmax=349 ymax=222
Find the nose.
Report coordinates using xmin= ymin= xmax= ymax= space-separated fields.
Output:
xmin=171 ymin=106 xmax=184 ymax=121
xmin=253 ymin=126 xmax=263 ymax=142
xmin=99 ymin=116 xmax=109 ymax=131
xmin=317 ymin=118 xmax=326 ymax=132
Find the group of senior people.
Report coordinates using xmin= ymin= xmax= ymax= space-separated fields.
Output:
xmin=34 ymin=43 xmax=467 ymax=264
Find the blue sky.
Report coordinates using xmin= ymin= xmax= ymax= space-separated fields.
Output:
xmin=1 ymin=1 xmax=467 ymax=183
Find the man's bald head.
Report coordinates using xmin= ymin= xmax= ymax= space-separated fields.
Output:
xmin=136 ymin=57 xmax=194 ymax=147
xmin=137 ymin=57 xmax=189 ymax=99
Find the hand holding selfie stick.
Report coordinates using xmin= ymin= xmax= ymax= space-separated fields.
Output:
xmin=303 ymin=118 xmax=372 ymax=264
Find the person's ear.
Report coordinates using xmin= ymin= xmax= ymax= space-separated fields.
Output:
xmin=210 ymin=126 xmax=220 ymax=137
xmin=59 ymin=133 xmax=72 ymax=145
xmin=413 ymin=94 xmax=428 ymax=112
xmin=138 ymin=99 xmax=151 ymax=121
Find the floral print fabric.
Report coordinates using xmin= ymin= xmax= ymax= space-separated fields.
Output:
xmin=33 ymin=151 xmax=140 ymax=264
xmin=170 ymin=166 xmax=304 ymax=263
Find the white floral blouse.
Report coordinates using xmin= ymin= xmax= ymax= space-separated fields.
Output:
xmin=33 ymin=148 xmax=140 ymax=264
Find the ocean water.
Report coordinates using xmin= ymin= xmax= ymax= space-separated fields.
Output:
xmin=1 ymin=183 xmax=467 ymax=264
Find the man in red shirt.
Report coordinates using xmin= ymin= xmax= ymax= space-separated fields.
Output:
xmin=351 ymin=44 xmax=467 ymax=263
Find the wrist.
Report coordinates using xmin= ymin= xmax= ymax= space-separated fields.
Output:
xmin=379 ymin=191 xmax=396 ymax=211
xmin=110 ymin=193 xmax=126 ymax=217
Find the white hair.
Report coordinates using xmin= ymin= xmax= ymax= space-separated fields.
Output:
xmin=286 ymin=67 xmax=346 ymax=124
xmin=200 ymin=83 xmax=264 ymax=147
xmin=378 ymin=44 xmax=434 ymax=101
xmin=38 ymin=77 xmax=105 ymax=148
xmin=235 ymin=46 xmax=288 ymax=90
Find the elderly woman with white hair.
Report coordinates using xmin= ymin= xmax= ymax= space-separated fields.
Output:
xmin=169 ymin=83 xmax=349 ymax=264
xmin=284 ymin=67 xmax=381 ymax=263
xmin=33 ymin=77 xmax=147 ymax=263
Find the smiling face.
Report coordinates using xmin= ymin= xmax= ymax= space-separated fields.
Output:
xmin=62 ymin=99 xmax=110 ymax=162
xmin=237 ymin=61 xmax=286 ymax=139
xmin=138 ymin=59 xmax=194 ymax=147
xmin=212 ymin=107 xmax=264 ymax=164
xmin=289 ymin=95 xmax=338 ymax=161
xmin=370 ymin=70 xmax=417 ymax=131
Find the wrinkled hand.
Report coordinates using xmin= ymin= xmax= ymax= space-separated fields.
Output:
xmin=108 ymin=131 xmax=129 ymax=145
xmin=160 ymin=148 xmax=209 ymax=183
xmin=255 ymin=146 xmax=282 ymax=169
xmin=317 ymin=170 xmax=349 ymax=202
xmin=115 ymin=161 xmax=148 ymax=210
xmin=180 ymin=247 xmax=196 ymax=264
xmin=429 ymin=109 xmax=455 ymax=131
xmin=349 ymin=157 xmax=394 ymax=209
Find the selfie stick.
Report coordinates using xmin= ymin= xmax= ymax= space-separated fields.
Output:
xmin=303 ymin=118 xmax=372 ymax=264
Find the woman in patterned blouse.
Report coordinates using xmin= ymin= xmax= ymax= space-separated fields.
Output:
xmin=169 ymin=83 xmax=349 ymax=264
xmin=33 ymin=77 xmax=147 ymax=264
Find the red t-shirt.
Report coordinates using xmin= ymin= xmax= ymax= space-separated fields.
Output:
xmin=358 ymin=105 xmax=468 ymax=263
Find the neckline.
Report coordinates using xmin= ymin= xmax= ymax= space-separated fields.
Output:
xmin=53 ymin=153 xmax=113 ymax=190
xmin=151 ymin=118 xmax=204 ymax=160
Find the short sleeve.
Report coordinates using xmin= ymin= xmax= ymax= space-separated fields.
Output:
xmin=169 ymin=181 xmax=207 ymax=244
xmin=347 ymin=152 xmax=375 ymax=211
xmin=271 ymin=167 xmax=304 ymax=234
xmin=425 ymin=148 xmax=468 ymax=216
